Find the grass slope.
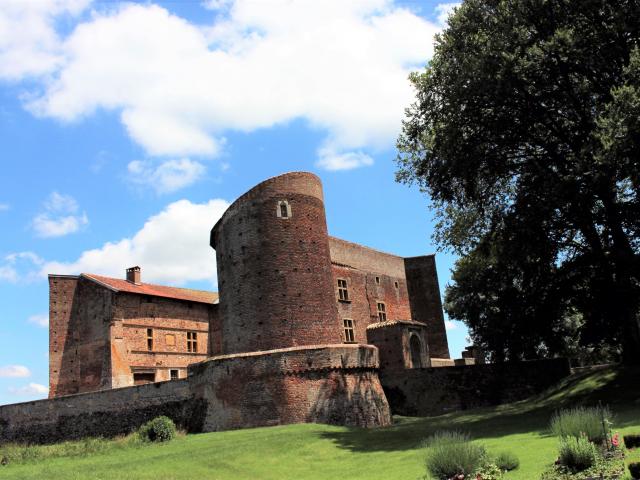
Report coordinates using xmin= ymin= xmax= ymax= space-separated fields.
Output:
xmin=2 ymin=366 xmax=640 ymax=480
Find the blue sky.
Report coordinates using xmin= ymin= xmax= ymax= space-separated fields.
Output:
xmin=0 ymin=0 xmax=466 ymax=405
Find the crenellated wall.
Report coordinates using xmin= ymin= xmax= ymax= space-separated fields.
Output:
xmin=0 ymin=345 xmax=390 ymax=445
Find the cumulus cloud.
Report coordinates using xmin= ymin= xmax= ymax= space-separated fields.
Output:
xmin=0 ymin=365 xmax=31 ymax=378
xmin=127 ymin=158 xmax=206 ymax=194
xmin=315 ymin=148 xmax=374 ymax=171
xmin=0 ymin=0 xmax=90 ymax=80
xmin=20 ymin=0 xmax=440 ymax=169
xmin=32 ymin=192 xmax=89 ymax=238
xmin=41 ymin=198 xmax=229 ymax=285
xmin=8 ymin=383 xmax=49 ymax=396
xmin=435 ymin=2 xmax=460 ymax=26
xmin=445 ymin=320 xmax=458 ymax=331
xmin=28 ymin=314 xmax=49 ymax=328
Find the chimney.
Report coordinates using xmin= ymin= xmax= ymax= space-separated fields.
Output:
xmin=126 ymin=266 xmax=141 ymax=285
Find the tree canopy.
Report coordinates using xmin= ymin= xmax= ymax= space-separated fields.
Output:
xmin=397 ymin=0 xmax=640 ymax=363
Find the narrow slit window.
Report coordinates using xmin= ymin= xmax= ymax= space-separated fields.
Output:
xmin=394 ymin=281 xmax=399 ymax=289
xmin=337 ymin=279 xmax=349 ymax=301
xmin=146 ymin=328 xmax=153 ymax=351
xmin=375 ymin=276 xmax=380 ymax=285
xmin=376 ymin=302 xmax=386 ymax=322
xmin=187 ymin=331 xmax=198 ymax=353
xmin=343 ymin=319 xmax=355 ymax=343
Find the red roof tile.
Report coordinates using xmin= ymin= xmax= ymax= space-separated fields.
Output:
xmin=82 ymin=274 xmax=218 ymax=304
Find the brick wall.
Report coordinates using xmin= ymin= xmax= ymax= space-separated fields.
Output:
xmin=380 ymin=358 xmax=572 ymax=416
xmin=211 ymin=172 xmax=341 ymax=354
xmin=49 ymin=276 xmax=113 ymax=397
xmin=404 ymin=256 xmax=450 ymax=358
xmin=114 ymin=292 xmax=211 ymax=383
xmin=366 ymin=320 xmax=429 ymax=374
xmin=0 ymin=345 xmax=391 ymax=444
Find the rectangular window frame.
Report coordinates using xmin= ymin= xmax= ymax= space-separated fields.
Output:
xmin=376 ymin=302 xmax=387 ymax=322
xmin=187 ymin=331 xmax=198 ymax=353
xmin=170 ymin=369 xmax=179 ymax=380
xmin=343 ymin=319 xmax=355 ymax=343
xmin=146 ymin=328 xmax=153 ymax=351
xmin=337 ymin=278 xmax=350 ymax=302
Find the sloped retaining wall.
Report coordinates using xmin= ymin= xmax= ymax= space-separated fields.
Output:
xmin=0 ymin=344 xmax=391 ymax=445
xmin=381 ymin=358 xmax=571 ymax=416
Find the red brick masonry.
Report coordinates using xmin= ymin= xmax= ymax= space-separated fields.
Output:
xmin=0 ymin=345 xmax=391 ymax=444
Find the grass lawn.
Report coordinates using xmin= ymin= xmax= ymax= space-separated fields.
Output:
xmin=2 ymin=366 xmax=639 ymax=480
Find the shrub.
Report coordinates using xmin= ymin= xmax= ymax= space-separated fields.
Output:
xmin=494 ymin=450 xmax=519 ymax=471
xmin=138 ymin=416 xmax=176 ymax=443
xmin=424 ymin=431 xmax=485 ymax=480
xmin=625 ymin=434 xmax=640 ymax=449
xmin=474 ymin=462 xmax=503 ymax=479
xmin=550 ymin=406 xmax=612 ymax=444
xmin=630 ymin=462 xmax=640 ymax=479
xmin=558 ymin=435 xmax=598 ymax=472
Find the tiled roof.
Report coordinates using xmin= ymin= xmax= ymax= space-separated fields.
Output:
xmin=82 ymin=273 xmax=218 ymax=304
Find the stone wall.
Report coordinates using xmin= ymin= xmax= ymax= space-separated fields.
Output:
xmin=0 ymin=344 xmax=390 ymax=445
xmin=381 ymin=358 xmax=571 ymax=416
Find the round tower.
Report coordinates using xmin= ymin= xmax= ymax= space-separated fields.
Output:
xmin=210 ymin=172 xmax=341 ymax=354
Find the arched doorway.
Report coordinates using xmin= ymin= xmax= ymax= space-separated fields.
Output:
xmin=410 ymin=334 xmax=423 ymax=369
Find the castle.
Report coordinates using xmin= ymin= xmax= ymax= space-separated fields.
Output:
xmin=48 ymin=171 xmax=452 ymax=398
xmin=4 ymin=171 xmax=575 ymax=446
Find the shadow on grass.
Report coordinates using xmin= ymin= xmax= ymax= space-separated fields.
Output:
xmin=318 ymin=366 xmax=640 ymax=453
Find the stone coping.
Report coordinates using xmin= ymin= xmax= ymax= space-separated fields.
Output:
xmin=366 ymin=320 xmax=428 ymax=330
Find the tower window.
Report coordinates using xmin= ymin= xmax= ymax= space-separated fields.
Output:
xmin=337 ymin=279 xmax=349 ymax=301
xmin=394 ymin=281 xmax=399 ymax=289
xmin=276 ymin=200 xmax=291 ymax=219
xmin=375 ymin=276 xmax=380 ymax=285
xmin=376 ymin=302 xmax=387 ymax=322
xmin=187 ymin=331 xmax=198 ymax=353
xmin=343 ymin=319 xmax=355 ymax=343
xmin=147 ymin=328 xmax=153 ymax=351
xmin=170 ymin=369 xmax=179 ymax=380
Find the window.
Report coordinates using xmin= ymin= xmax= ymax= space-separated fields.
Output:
xmin=337 ymin=279 xmax=349 ymax=301
xmin=170 ymin=369 xmax=179 ymax=380
xmin=276 ymin=200 xmax=291 ymax=218
xmin=147 ymin=328 xmax=153 ymax=351
xmin=376 ymin=302 xmax=387 ymax=322
xmin=165 ymin=334 xmax=175 ymax=346
xmin=343 ymin=319 xmax=355 ymax=343
xmin=133 ymin=372 xmax=155 ymax=385
xmin=187 ymin=331 xmax=198 ymax=353
xmin=394 ymin=281 xmax=399 ymax=289
xmin=375 ymin=276 xmax=380 ymax=285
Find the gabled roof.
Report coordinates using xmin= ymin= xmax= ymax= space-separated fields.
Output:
xmin=82 ymin=273 xmax=218 ymax=305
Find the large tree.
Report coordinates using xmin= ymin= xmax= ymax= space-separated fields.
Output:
xmin=397 ymin=0 xmax=640 ymax=363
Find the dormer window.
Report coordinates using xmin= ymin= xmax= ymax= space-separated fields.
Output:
xmin=276 ymin=200 xmax=291 ymax=219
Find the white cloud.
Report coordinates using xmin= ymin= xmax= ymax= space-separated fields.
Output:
xmin=435 ymin=2 xmax=460 ymax=26
xmin=128 ymin=158 xmax=206 ymax=194
xmin=0 ymin=0 xmax=90 ymax=80
xmin=0 ymin=251 xmax=44 ymax=283
xmin=0 ymin=203 xmax=9 ymax=211
xmin=315 ymin=148 xmax=374 ymax=171
xmin=8 ymin=383 xmax=49 ymax=396
xmin=0 ymin=365 xmax=31 ymax=378
xmin=445 ymin=320 xmax=457 ymax=331
xmin=28 ymin=314 xmax=49 ymax=328
xmin=41 ymin=198 xmax=229 ymax=285
xmin=21 ymin=0 xmax=440 ymax=169
xmin=32 ymin=191 xmax=89 ymax=238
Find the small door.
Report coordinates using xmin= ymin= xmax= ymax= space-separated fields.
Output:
xmin=410 ymin=335 xmax=423 ymax=369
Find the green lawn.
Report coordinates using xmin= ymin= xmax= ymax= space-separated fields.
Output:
xmin=2 ymin=366 xmax=640 ymax=480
